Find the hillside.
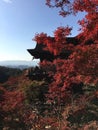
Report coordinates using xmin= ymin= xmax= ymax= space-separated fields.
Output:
xmin=0 ymin=66 xmax=22 ymax=83
xmin=0 ymin=66 xmax=98 ymax=130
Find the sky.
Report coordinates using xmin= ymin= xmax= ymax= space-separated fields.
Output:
xmin=0 ymin=0 xmax=85 ymax=61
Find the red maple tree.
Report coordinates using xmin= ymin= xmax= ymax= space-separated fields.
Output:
xmin=34 ymin=0 xmax=98 ymax=103
xmin=1 ymin=1 xmax=98 ymax=129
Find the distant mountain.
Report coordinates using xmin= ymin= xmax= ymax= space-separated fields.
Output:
xmin=0 ymin=60 xmax=39 ymax=69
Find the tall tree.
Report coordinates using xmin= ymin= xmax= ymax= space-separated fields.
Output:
xmin=34 ymin=0 xmax=98 ymax=103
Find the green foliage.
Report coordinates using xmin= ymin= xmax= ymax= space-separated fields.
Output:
xmin=0 ymin=66 xmax=22 ymax=83
xmin=23 ymin=80 xmax=48 ymax=105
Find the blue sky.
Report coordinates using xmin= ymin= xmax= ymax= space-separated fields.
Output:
xmin=0 ymin=0 xmax=85 ymax=61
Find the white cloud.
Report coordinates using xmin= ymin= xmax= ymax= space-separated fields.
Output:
xmin=3 ymin=0 xmax=12 ymax=3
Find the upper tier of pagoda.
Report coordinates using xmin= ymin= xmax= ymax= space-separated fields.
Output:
xmin=27 ymin=36 xmax=93 ymax=61
xmin=27 ymin=37 xmax=79 ymax=61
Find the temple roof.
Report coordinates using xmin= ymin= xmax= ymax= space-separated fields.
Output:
xmin=27 ymin=37 xmax=79 ymax=61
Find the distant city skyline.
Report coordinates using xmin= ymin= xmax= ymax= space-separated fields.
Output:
xmin=0 ymin=0 xmax=85 ymax=61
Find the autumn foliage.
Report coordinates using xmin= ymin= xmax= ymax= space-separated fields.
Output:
xmin=34 ymin=0 xmax=98 ymax=102
xmin=0 ymin=0 xmax=98 ymax=129
xmin=33 ymin=0 xmax=98 ymax=129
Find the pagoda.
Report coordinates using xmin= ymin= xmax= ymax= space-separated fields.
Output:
xmin=27 ymin=37 xmax=79 ymax=61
